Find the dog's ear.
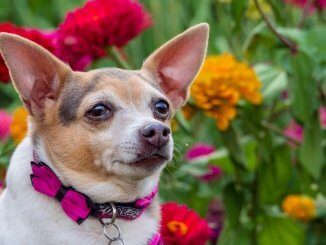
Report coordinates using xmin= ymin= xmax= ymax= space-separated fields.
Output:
xmin=0 ymin=33 xmax=71 ymax=118
xmin=141 ymin=23 xmax=209 ymax=110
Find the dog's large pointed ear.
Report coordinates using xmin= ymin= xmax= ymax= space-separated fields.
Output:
xmin=0 ymin=33 xmax=71 ymax=118
xmin=141 ymin=23 xmax=209 ymax=110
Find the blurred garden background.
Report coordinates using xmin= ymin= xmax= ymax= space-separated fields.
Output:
xmin=0 ymin=0 xmax=325 ymax=244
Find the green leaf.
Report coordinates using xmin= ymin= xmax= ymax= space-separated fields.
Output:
xmin=244 ymin=139 xmax=258 ymax=171
xmin=258 ymin=215 xmax=304 ymax=245
xmin=221 ymin=126 xmax=246 ymax=168
xmin=231 ymin=0 xmax=248 ymax=31
xmin=299 ymin=114 xmax=324 ymax=179
xmin=258 ymin=146 xmax=292 ymax=204
xmin=254 ymin=64 xmax=288 ymax=102
xmin=223 ymin=183 xmax=244 ymax=227
xmin=219 ymin=223 xmax=251 ymax=245
xmin=289 ymin=51 xmax=318 ymax=122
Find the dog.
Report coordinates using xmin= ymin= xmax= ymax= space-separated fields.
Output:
xmin=0 ymin=23 xmax=209 ymax=244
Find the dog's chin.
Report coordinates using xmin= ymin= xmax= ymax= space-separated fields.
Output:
xmin=130 ymin=153 xmax=168 ymax=170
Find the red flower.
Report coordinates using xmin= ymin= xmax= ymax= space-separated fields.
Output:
xmin=161 ymin=202 xmax=212 ymax=245
xmin=53 ymin=0 xmax=152 ymax=71
xmin=0 ymin=22 xmax=55 ymax=83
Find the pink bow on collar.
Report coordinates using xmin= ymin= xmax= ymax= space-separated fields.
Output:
xmin=30 ymin=161 xmax=92 ymax=224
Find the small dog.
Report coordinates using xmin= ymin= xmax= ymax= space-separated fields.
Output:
xmin=0 ymin=23 xmax=208 ymax=244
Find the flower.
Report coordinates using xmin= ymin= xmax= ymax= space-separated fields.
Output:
xmin=186 ymin=143 xmax=215 ymax=161
xmin=282 ymin=195 xmax=316 ymax=222
xmin=0 ymin=110 xmax=12 ymax=142
xmin=182 ymin=104 xmax=197 ymax=120
xmin=53 ymin=0 xmax=151 ymax=70
xmin=161 ymin=202 xmax=212 ymax=245
xmin=201 ymin=165 xmax=222 ymax=182
xmin=191 ymin=54 xmax=262 ymax=130
xmin=285 ymin=0 xmax=326 ymax=10
xmin=246 ymin=0 xmax=272 ymax=20
xmin=320 ymin=106 xmax=326 ymax=128
xmin=283 ymin=120 xmax=303 ymax=145
xmin=10 ymin=107 xmax=28 ymax=144
xmin=0 ymin=22 xmax=55 ymax=83
xmin=206 ymin=199 xmax=224 ymax=244
xmin=186 ymin=143 xmax=222 ymax=182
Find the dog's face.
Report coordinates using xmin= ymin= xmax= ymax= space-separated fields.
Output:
xmin=0 ymin=24 xmax=208 ymax=186
xmin=45 ymin=68 xmax=175 ymax=178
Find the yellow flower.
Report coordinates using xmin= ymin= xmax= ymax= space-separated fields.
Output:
xmin=282 ymin=195 xmax=316 ymax=222
xmin=191 ymin=53 xmax=262 ymax=130
xmin=10 ymin=107 xmax=28 ymax=144
xmin=246 ymin=0 xmax=272 ymax=20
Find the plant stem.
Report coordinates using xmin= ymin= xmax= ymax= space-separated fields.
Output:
xmin=106 ymin=46 xmax=132 ymax=70
xmin=251 ymin=173 xmax=259 ymax=245
xmin=253 ymin=0 xmax=297 ymax=54
xmin=261 ymin=121 xmax=301 ymax=146
xmin=297 ymin=0 xmax=315 ymax=28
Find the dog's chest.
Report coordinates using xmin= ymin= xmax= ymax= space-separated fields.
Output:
xmin=0 ymin=189 xmax=158 ymax=244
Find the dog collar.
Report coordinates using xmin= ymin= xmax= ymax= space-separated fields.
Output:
xmin=30 ymin=151 xmax=162 ymax=244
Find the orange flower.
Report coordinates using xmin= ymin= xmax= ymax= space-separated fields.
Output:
xmin=191 ymin=53 xmax=262 ymax=130
xmin=182 ymin=104 xmax=197 ymax=120
xmin=10 ymin=107 xmax=28 ymax=144
xmin=282 ymin=195 xmax=316 ymax=222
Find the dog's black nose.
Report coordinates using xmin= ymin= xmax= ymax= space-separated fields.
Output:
xmin=140 ymin=123 xmax=171 ymax=148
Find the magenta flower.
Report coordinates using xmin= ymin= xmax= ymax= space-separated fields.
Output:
xmin=284 ymin=120 xmax=303 ymax=145
xmin=320 ymin=107 xmax=326 ymax=128
xmin=0 ymin=110 xmax=12 ymax=142
xmin=186 ymin=143 xmax=215 ymax=161
xmin=200 ymin=165 xmax=222 ymax=182
xmin=186 ymin=143 xmax=222 ymax=182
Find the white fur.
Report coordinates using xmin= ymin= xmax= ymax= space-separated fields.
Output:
xmin=0 ymin=137 xmax=159 ymax=244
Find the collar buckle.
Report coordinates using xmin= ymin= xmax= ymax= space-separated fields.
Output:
xmin=99 ymin=202 xmax=124 ymax=245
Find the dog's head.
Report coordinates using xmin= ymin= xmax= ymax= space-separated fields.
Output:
xmin=0 ymin=24 xmax=208 ymax=199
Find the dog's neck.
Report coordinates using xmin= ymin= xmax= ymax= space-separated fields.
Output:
xmin=30 ymin=136 xmax=160 ymax=204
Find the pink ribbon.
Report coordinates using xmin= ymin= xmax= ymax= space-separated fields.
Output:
xmin=30 ymin=162 xmax=91 ymax=224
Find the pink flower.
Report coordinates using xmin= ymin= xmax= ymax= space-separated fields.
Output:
xmin=284 ymin=120 xmax=303 ymax=145
xmin=186 ymin=143 xmax=222 ymax=182
xmin=285 ymin=0 xmax=326 ymax=10
xmin=320 ymin=107 xmax=326 ymax=128
xmin=0 ymin=110 xmax=12 ymax=142
xmin=186 ymin=143 xmax=215 ymax=161
xmin=53 ymin=0 xmax=152 ymax=70
xmin=200 ymin=165 xmax=222 ymax=182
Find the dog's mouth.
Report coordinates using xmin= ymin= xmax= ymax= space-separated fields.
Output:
xmin=131 ymin=153 xmax=168 ymax=169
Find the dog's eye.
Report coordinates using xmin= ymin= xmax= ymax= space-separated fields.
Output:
xmin=154 ymin=100 xmax=169 ymax=115
xmin=87 ymin=104 xmax=111 ymax=119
